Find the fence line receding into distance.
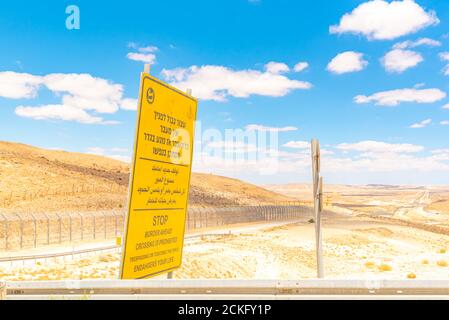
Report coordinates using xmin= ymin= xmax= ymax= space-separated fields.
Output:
xmin=0 ymin=205 xmax=312 ymax=251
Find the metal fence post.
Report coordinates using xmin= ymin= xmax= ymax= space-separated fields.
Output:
xmin=44 ymin=212 xmax=50 ymax=245
xmin=115 ymin=212 xmax=119 ymax=237
xmin=30 ymin=213 xmax=37 ymax=248
xmin=187 ymin=208 xmax=192 ymax=230
xmin=13 ymin=213 xmax=24 ymax=249
xmin=0 ymin=213 xmax=7 ymax=250
xmin=312 ymin=139 xmax=324 ymax=279
xmin=56 ymin=212 xmax=62 ymax=244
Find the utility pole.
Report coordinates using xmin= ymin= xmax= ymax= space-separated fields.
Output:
xmin=311 ymin=139 xmax=324 ymax=278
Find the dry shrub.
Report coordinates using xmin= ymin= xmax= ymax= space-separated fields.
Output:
xmin=378 ymin=264 xmax=393 ymax=272
xmin=364 ymin=261 xmax=375 ymax=268
xmin=437 ymin=260 xmax=448 ymax=267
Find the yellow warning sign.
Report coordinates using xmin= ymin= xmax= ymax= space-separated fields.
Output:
xmin=120 ymin=73 xmax=197 ymax=279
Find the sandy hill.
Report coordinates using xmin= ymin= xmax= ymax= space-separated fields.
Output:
xmin=0 ymin=141 xmax=293 ymax=213
xmin=266 ymin=183 xmax=449 ymax=216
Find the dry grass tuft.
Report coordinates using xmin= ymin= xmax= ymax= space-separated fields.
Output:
xmin=437 ymin=260 xmax=448 ymax=267
xmin=378 ymin=264 xmax=393 ymax=272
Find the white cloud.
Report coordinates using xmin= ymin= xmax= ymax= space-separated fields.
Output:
xmin=442 ymin=103 xmax=449 ymax=110
xmin=327 ymin=51 xmax=368 ymax=74
xmin=330 ymin=0 xmax=439 ymax=41
xmin=440 ymin=120 xmax=449 ymax=126
xmin=15 ymin=104 xmax=118 ymax=125
xmin=336 ymin=141 xmax=424 ymax=153
xmin=293 ymin=62 xmax=309 ymax=72
xmin=126 ymin=43 xmax=158 ymax=64
xmin=193 ymin=138 xmax=449 ymax=182
xmin=120 ymin=98 xmax=138 ymax=111
xmin=126 ymin=52 xmax=156 ymax=64
xmin=440 ymin=52 xmax=449 ymax=75
xmin=323 ymin=151 xmax=449 ymax=174
xmin=43 ymin=73 xmax=124 ymax=114
xmin=355 ymin=88 xmax=446 ymax=106
xmin=245 ymin=124 xmax=298 ymax=132
xmin=283 ymin=140 xmax=310 ymax=149
xmin=0 ymin=71 xmax=135 ymax=123
xmin=205 ymin=140 xmax=258 ymax=153
xmin=409 ymin=118 xmax=432 ymax=129
xmin=393 ymin=37 xmax=441 ymax=49
xmin=161 ymin=65 xmax=312 ymax=101
xmin=264 ymin=62 xmax=289 ymax=74
xmin=381 ymin=49 xmax=423 ymax=73
xmin=138 ymin=46 xmax=158 ymax=53
xmin=0 ymin=72 xmax=42 ymax=99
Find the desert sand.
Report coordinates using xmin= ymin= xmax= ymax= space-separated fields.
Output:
xmin=3 ymin=211 xmax=449 ymax=280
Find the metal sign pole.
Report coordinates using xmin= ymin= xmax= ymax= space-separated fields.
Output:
xmin=311 ymin=139 xmax=324 ymax=278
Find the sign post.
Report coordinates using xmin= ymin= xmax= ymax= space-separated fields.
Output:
xmin=119 ymin=64 xmax=198 ymax=279
xmin=311 ymin=139 xmax=324 ymax=278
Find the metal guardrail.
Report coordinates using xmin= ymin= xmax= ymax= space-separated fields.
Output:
xmin=5 ymin=280 xmax=449 ymax=299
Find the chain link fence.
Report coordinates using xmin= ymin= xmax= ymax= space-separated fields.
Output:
xmin=0 ymin=205 xmax=312 ymax=251
xmin=0 ymin=211 xmax=125 ymax=251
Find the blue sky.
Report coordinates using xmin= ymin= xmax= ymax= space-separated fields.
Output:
xmin=1 ymin=0 xmax=449 ymax=185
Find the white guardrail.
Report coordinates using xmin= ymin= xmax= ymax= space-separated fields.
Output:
xmin=3 ymin=280 xmax=449 ymax=299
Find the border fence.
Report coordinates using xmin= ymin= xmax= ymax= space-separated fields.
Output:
xmin=0 ymin=205 xmax=312 ymax=251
